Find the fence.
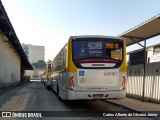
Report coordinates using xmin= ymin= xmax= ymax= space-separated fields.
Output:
xmin=127 ymin=62 xmax=160 ymax=103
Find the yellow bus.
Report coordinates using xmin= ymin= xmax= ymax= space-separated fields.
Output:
xmin=41 ymin=61 xmax=52 ymax=89
xmin=51 ymin=35 xmax=127 ymax=100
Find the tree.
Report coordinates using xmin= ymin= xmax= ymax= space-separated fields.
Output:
xmin=32 ymin=60 xmax=46 ymax=69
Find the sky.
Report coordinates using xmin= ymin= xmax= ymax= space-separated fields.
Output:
xmin=1 ymin=0 xmax=160 ymax=62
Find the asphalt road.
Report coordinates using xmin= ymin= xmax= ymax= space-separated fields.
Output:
xmin=0 ymin=81 xmax=154 ymax=120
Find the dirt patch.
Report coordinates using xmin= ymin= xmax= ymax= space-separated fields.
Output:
xmin=0 ymin=94 xmax=29 ymax=111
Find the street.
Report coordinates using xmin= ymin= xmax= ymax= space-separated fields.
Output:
xmin=0 ymin=81 xmax=153 ymax=120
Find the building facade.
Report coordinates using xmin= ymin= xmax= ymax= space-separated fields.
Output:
xmin=22 ymin=44 xmax=45 ymax=79
xmin=0 ymin=1 xmax=33 ymax=88
xmin=22 ymin=44 xmax=45 ymax=64
xmin=127 ymin=43 xmax=160 ymax=66
xmin=127 ymin=43 xmax=160 ymax=103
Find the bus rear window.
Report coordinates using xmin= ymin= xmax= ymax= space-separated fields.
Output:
xmin=72 ymin=38 xmax=123 ymax=62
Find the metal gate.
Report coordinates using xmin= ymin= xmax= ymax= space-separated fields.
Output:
xmin=127 ymin=62 xmax=160 ymax=103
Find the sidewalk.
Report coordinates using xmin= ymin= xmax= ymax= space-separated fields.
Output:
xmin=106 ymin=97 xmax=160 ymax=111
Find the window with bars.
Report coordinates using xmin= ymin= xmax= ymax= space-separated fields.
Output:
xmin=154 ymin=45 xmax=160 ymax=55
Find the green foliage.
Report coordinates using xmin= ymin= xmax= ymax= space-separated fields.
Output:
xmin=32 ymin=60 xmax=46 ymax=69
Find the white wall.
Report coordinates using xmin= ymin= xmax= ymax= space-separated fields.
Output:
xmin=149 ymin=54 xmax=160 ymax=63
xmin=126 ymin=54 xmax=129 ymax=65
xmin=0 ymin=35 xmax=20 ymax=87
xmin=147 ymin=47 xmax=153 ymax=57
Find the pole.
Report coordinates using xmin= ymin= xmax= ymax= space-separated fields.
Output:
xmin=142 ymin=40 xmax=146 ymax=102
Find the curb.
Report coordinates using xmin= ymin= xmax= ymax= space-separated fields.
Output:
xmin=105 ymin=100 xmax=140 ymax=113
xmin=105 ymin=100 xmax=159 ymax=120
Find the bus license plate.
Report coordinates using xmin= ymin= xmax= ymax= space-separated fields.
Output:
xmin=93 ymin=94 xmax=103 ymax=98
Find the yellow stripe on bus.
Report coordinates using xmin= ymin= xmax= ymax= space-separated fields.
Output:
xmin=120 ymin=42 xmax=127 ymax=72
xmin=66 ymin=39 xmax=77 ymax=72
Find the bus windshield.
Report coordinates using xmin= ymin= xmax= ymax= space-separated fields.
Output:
xmin=72 ymin=38 xmax=123 ymax=62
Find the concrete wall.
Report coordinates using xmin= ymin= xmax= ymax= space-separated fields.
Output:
xmin=0 ymin=35 xmax=20 ymax=87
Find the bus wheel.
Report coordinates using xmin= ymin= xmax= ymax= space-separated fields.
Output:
xmin=57 ymin=86 xmax=62 ymax=101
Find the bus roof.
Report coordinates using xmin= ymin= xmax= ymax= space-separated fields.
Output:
xmin=69 ymin=35 xmax=123 ymax=40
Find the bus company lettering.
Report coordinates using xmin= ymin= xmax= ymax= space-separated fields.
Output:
xmin=104 ymin=72 xmax=117 ymax=76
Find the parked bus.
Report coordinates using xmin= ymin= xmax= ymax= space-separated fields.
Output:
xmin=51 ymin=35 xmax=127 ymax=100
xmin=41 ymin=61 xmax=52 ymax=89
